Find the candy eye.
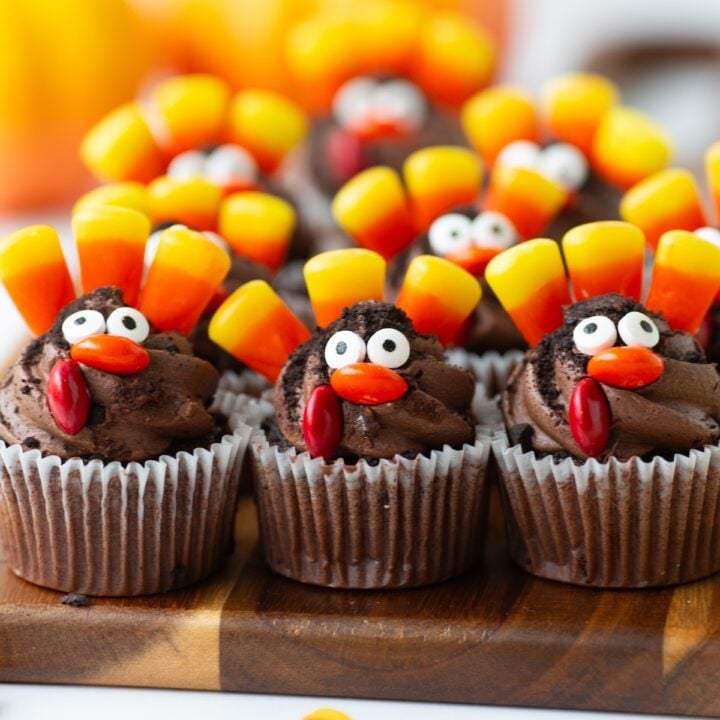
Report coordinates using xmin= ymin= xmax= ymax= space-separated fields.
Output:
xmin=617 ymin=311 xmax=659 ymax=349
xmin=428 ymin=213 xmax=473 ymax=256
xmin=325 ymin=330 xmax=366 ymax=369
xmin=204 ymin=145 xmax=258 ymax=187
xmin=495 ymin=140 xmax=541 ymax=170
xmin=106 ymin=307 xmax=150 ymax=344
xmin=470 ymin=211 xmax=517 ymax=250
xmin=62 ymin=310 xmax=106 ymax=345
xmin=366 ymin=328 xmax=410 ymax=369
xmin=573 ymin=315 xmax=618 ymax=356
xmin=372 ymin=80 xmax=426 ymax=131
xmin=537 ymin=143 xmax=588 ymax=190
xmin=167 ymin=150 xmax=206 ymax=180
xmin=695 ymin=226 xmax=720 ymax=247
xmin=332 ymin=77 xmax=378 ymax=130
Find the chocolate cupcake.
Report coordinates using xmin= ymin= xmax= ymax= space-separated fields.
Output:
xmin=0 ymin=222 xmax=250 ymax=596
xmin=486 ymin=222 xmax=720 ymax=587
xmin=210 ymin=249 xmax=496 ymax=588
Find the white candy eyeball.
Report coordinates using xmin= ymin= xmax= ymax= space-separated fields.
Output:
xmin=573 ymin=315 xmax=618 ymax=356
xmin=537 ymin=143 xmax=588 ymax=190
xmin=617 ymin=311 xmax=659 ymax=349
xmin=367 ymin=328 xmax=410 ymax=369
xmin=372 ymin=80 xmax=426 ymax=131
xmin=695 ymin=226 xmax=720 ymax=248
xmin=470 ymin=211 xmax=517 ymax=250
xmin=332 ymin=77 xmax=378 ymax=130
xmin=204 ymin=145 xmax=258 ymax=187
xmin=495 ymin=140 xmax=541 ymax=170
xmin=62 ymin=310 xmax=107 ymax=345
xmin=106 ymin=307 xmax=150 ymax=344
xmin=167 ymin=150 xmax=206 ymax=180
xmin=428 ymin=213 xmax=473 ymax=256
xmin=325 ymin=330 xmax=366 ymax=369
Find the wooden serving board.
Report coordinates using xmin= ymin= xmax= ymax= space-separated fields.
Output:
xmin=2 ymin=490 xmax=720 ymax=717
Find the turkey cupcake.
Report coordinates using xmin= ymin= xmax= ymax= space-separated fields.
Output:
xmin=0 ymin=218 xmax=250 ymax=596
xmin=486 ymin=221 xmax=720 ymax=588
xmin=209 ymin=249 xmax=497 ymax=589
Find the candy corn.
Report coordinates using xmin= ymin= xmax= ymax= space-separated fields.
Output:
xmin=209 ymin=280 xmax=310 ymax=382
xmin=332 ymin=168 xmax=415 ymax=260
xmin=304 ymin=249 xmax=385 ymax=327
xmin=645 ymin=230 xmax=720 ymax=333
xmin=0 ymin=226 xmax=75 ymax=336
xmin=461 ymin=87 xmax=538 ymax=166
xmin=139 ymin=225 xmax=231 ymax=334
xmin=219 ymin=192 xmax=295 ymax=273
xmin=147 ymin=176 xmax=223 ymax=232
xmin=396 ymin=255 xmax=481 ymax=345
xmin=403 ymin=146 xmax=482 ymax=231
xmin=563 ymin=221 xmax=645 ymax=301
xmin=592 ymin=106 xmax=672 ymax=190
xmin=705 ymin=141 xmax=720 ymax=223
xmin=619 ymin=169 xmax=706 ymax=250
xmin=72 ymin=205 xmax=150 ymax=307
xmin=81 ymin=103 xmax=164 ymax=183
xmin=73 ymin=182 xmax=150 ymax=217
xmin=486 ymin=239 xmax=570 ymax=346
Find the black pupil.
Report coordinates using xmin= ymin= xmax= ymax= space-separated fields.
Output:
xmin=640 ymin=320 xmax=652 ymax=333
xmin=382 ymin=339 xmax=396 ymax=352
xmin=122 ymin=315 xmax=137 ymax=331
xmin=583 ymin=322 xmax=598 ymax=334
xmin=74 ymin=316 xmax=87 ymax=326
xmin=336 ymin=341 xmax=347 ymax=355
xmin=450 ymin=229 xmax=461 ymax=238
xmin=491 ymin=224 xmax=502 ymax=234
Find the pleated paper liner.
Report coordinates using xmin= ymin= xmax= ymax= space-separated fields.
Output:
xmin=0 ymin=389 xmax=252 ymax=597
xmin=446 ymin=348 xmax=523 ymax=399
xmin=492 ymin=434 xmax=720 ymax=588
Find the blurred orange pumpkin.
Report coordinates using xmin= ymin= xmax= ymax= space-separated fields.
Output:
xmin=0 ymin=0 xmax=155 ymax=212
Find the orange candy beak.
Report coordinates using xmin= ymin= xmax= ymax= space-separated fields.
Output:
xmin=445 ymin=245 xmax=501 ymax=277
xmin=71 ymin=335 xmax=149 ymax=376
xmin=587 ymin=346 xmax=664 ymax=390
xmin=330 ymin=363 xmax=408 ymax=405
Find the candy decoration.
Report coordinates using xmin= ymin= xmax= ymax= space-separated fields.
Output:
xmin=327 ymin=127 xmax=367 ymax=185
xmin=706 ymin=140 xmax=720 ymax=222
xmin=645 ymin=230 xmax=720 ymax=333
xmin=72 ymin=205 xmax=150 ymax=307
xmin=329 ymin=363 xmax=408 ymax=405
xmin=485 ymin=239 xmax=570 ymax=346
xmin=403 ymin=146 xmax=483 ymax=231
xmin=139 ymin=225 xmax=231 ymax=334
xmin=396 ymin=255 xmax=481 ymax=345
xmin=147 ymin=176 xmax=223 ymax=232
xmin=563 ymin=221 xmax=644 ymax=301
xmin=332 ymin=168 xmax=415 ymax=260
xmin=304 ymin=709 xmax=353 ymax=720
xmin=73 ymin=182 xmax=150 ymax=217
xmin=619 ymin=169 xmax=707 ymax=250
xmin=0 ymin=225 xmax=75 ymax=336
xmin=461 ymin=87 xmax=538 ymax=166
xmin=587 ymin=346 xmax=664 ymax=390
xmin=218 ymin=192 xmax=295 ymax=273
xmin=304 ymin=249 xmax=386 ymax=327
xmin=302 ymin=384 xmax=343 ymax=459
xmin=47 ymin=359 xmax=90 ymax=436
xmin=592 ymin=106 xmax=672 ymax=190
xmin=71 ymin=335 xmax=150 ymax=376
xmin=568 ymin=377 xmax=611 ymax=458
xmin=209 ymin=280 xmax=310 ymax=382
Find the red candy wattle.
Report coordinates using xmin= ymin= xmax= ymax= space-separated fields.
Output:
xmin=587 ymin=346 xmax=664 ymax=389
xmin=568 ymin=377 xmax=611 ymax=458
xmin=330 ymin=363 xmax=408 ymax=405
xmin=71 ymin=335 xmax=150 ymax=376
xmin=302 ymin=384 xmax=343 ymax=459
xmin=47 ymin=359 xmax=90 ymax=436
xmin=327 ymin=127 xmax=366 ymax=185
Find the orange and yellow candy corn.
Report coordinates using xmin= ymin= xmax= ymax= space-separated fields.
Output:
xmin=219 ymin=192 xmax=295 ymax=273
xmin=563 ymin=221 xmax=644 ymax=302
xmin=304 ymin=249 xmax=385 ymax=327
xmin=72 ymin=205 xmax=150 ymax=307
xmin=332 ymin=168 xmax=415 ymax=260
xmin=705 ymin=141 xmax=720 ymax=222
xmin=645 ymin=230 xmax=720 ymax=333
xmin=403 ymin=146 xmax=482 ymax=231
xmin=139 ymin=225 xmax=231 ymax=334
xmin=209 ymin=280 xmax=310 ymax=382
xmin=619 ymin=169 xmax=706 ymax=250
xmin=486 ymin=239 xmax=570 ymax=346
xmin=0 ymin=225 xmax=75 ymax=336
xmin=147 ymin=176 xmax=223 ymax=232
xmin=73 ymin=182 xmax=150 ymax=218
xmin=396 ymin=255 xmax=481 ymax=345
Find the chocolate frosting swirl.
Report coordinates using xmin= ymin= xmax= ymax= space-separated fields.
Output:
xmin=275 ymin=301 xmax=475 ymax=459
xmin=0 ymin=287 xmax=219 ymax=462
xmin=503 ymin=294 xmax=720 ymax=461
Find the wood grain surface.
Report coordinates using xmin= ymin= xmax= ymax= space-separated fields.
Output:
xmin=1 ymin=489 xmax=720 ymax=716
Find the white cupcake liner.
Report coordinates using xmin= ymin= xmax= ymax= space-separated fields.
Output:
xmin=446 ymin=348 xmax=524 ymax=400
xmin=0 ymin=389 xmax=252 ymax=597
xmin=218 ymin=368 xmax=272 ymax=398
xmin=237 ymin=387 xmax=497 ymax=589
xmin=492 ymin=433 xmax=720 ymax=588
